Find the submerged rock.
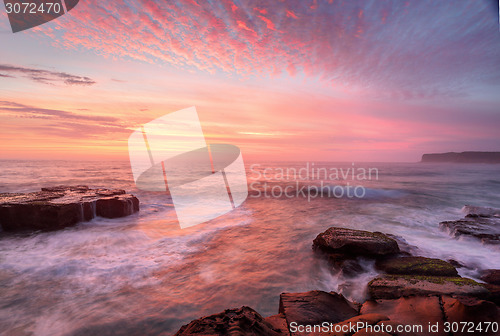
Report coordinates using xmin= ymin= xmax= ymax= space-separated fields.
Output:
xmin=440 ymin=206 xmax=500 ymax=244
xmin=367 ymin=275 xmax=489 ymax=300
xmin=313 ymin=227 xmax=400 ymax=258
xmin=174 ymin=306 xmax=283 ymax=336
xmin=375 ymin=256 xmax=458 ymax=277
xmin=0 ymin=185 xmax=139 ymax=232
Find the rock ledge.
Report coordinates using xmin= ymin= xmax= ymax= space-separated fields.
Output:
xmin=0 ymin=185 xmax=139 ymax=231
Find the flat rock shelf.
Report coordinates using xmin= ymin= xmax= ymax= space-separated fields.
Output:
xmin=0 ymin=185 xmax=139 ymax=232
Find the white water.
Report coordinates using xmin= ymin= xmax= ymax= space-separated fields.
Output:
xmin=0 ymin=160 xmax=499 ymax=335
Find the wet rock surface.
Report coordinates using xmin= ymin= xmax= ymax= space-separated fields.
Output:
xmin=361 ymin=296 xmax=445 ymax=336
xmin=175 ymin=224 xmax=500 ymax=336
xmin=367 ymin=275 xmax=489 ymax=300
xmin=174 ymin=306 xmax=283 ymax=336
xmin=439 ymin=205 xmax=500 ymax=244
xmin=279 ymin=290 xmax=359 ymax=330
xmin=0 ymin=185 xmax=139 ymax=232
xmin=375 ymin=256 xmax=458 ymax=277
xmin=313 ymin=227 xmax=400 ymax=258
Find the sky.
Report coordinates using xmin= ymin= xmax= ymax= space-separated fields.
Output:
xmin=1 ymin=0 xmax=499 ymax=162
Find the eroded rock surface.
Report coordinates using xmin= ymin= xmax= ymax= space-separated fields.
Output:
xmin=440 ymin=206 xmax=500 ymax=244
xmin=375 ymin=256 xmax=458 ymax=277
xmin=279 ymin=290 xmax=359 ymax=332
xmin=368 ymin=275 xmax=489 ymax=300
xmin=0 ymin=185 xmax=139 ymax=231
xmin=313 ymin=227 xmax=400 ymax=258
xmin=174 ymin=306 xmax=283 ymax=336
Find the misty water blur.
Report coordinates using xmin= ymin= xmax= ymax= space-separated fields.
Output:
xmin=0 ymin=160 xmax=499 ymax=335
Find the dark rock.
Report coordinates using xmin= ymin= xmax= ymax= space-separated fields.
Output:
xmin=442 ymin=296 xmax=500 ymax=335
xmin=0 ymin=186 xmax=139 ymax=232
xmin=440 ymin=217 xmax=500 ymax=244
xmin=279 ymin=291 xmax=358 ymax=330
xmin=439 ymin=207 xmax=500 ymax=244
xmin=447 ymin=259 xmax=465 ymax=268
xmin=361 ymin=296 xmax=446 ymax=336
xmin=375 ymin=256 xmax=458 ymax=277
xmin=325 ymin=254 xmax=365 ymax=278
xmin=480 ymin=269 xmax=500 ymax=286
xmin=96 ymin=195 xmax=139 ymax=219
xmin=483 ymin=284 xmax=500 ymax=306
xmin=385 ymin=234 xmax=419 ymax=256
xmin=313 ymin=227 xmax=400 ymax=258
xmin=367 ymin=275 xmax=489 ymax=300
xmin=174 ymin=306 xmax=282 ymax=336
xmin=462 ymin=205 xmax=500 ymax=217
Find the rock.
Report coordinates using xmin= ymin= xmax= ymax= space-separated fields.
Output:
xmin=367 ymin=275 xmax=489 ymax=300
xmin=321 ymin=314 xmax=389 ymax=336
xmin=447 ymin=259 xmax=465 ymax=268
xmin=483 ymin=284 xmax=500 ymax=306
xmin=385 ymin=234 xmax=419 ymax=256
xmin=0 ymin=186 xmax=139 ymax=232
xmin=96 ymin=195 xmax=139 ymax=218
xmin=462 ymin=205 xmax=500 ymax=217
xmin=375 ymin=257 xmax=458 ymax=277
xmin=264 ymin=314 xmax=290 ymax=335
xmin=480 ymin=269 xmax=500 ymax=285
xmin=361 ymin=296 xmax=445 ymax=336
xmin=325 ymin=254 xmax=365 ymax=278
xmin=442 ymin=296 xmax=500 ymax=335
xmin=174 ymin=306 xmax=283 ymax=336
xmin=440 ymin=210 xmax=500 ymax=244
xmin=313 ymin=227 xmax=400 ymax=258
xmin=279 ymin=291 xmax=358 ymax=332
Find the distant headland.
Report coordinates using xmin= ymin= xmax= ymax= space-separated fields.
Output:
xmin=421 ymin=151 xmax=500 ymax=163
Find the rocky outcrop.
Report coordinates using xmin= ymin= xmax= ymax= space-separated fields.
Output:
xmin=367 ymin=275 xmax=489 ymax=300
xmin=375 ymin=256 xmax=458 ymax=277
xmin=421 ymin=151 xmax=500 ymax=163
xmin=313 ymin=227 xmax=400 ymax=276
xmin=439 ymin=205 xmax=500 ymax=244
xmin=462 ymin=205 xmax=500 ymax=217
xmin=0 ymin=186 xmax=139 ymax=232
xmin=174 ymin=306 xmax=283 ymax=336
xmin=361 ymin=296 xmax=445 ymax=336
xmin=362 ymin=296 xmax=499 ymax=336
xmin=442 ymin=296 xmax=500 ymax=332
xmin=313 ymin=227 xmax=400 ymax=258
xmin=481 ymin=269 xmax=500 ymax=286
xmin=279 ymin=291 xmax=359 ymax=331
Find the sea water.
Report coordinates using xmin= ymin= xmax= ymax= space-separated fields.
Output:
xmin=0 ymin=160 xmax=499 ymax=335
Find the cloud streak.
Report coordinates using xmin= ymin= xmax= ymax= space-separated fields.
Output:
xmin=0 ymin=64 xmax=96 ymax=86
xmin=0 ymin=101 xmax=116 ymax=122
xmin=35 ymin=0 xmax=500 ymax=99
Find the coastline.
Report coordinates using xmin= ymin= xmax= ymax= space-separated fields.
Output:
xmin=175 ymin=221 xmax=500 ymax=336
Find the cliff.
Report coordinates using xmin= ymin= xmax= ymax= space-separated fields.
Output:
xmin=421 ymin=151 xmax=500 ymax=163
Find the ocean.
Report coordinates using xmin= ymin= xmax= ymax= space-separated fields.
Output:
xmin=0 ymin=160 xmax=499 ymax=335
